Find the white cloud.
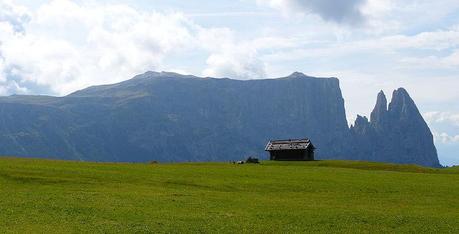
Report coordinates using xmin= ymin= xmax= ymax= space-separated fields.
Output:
xmin=0 ymin=0 xmax=267 ymax=95
xmin=257 ymin=0 xmax=367 ymax=25
xmin=199 ymin=28 xmax=266 ymax=79
xmin=425 ymin=112 xmax=459 ymax=146
xmin=361 ymin=0 xmax=459 ymax=35
xmin=262 ymin=29 xmax=459 ymax=63
xmin=433 ymin=131 xmax=459 ymax=144
xmin=424 ymin=112 xmax=459 ymax=127
xmin=257 ymin=0 xmax=459 ymax=37
xmin=203 ymin=49 xmax=266 ymax=79
xmin=0 ymin=0 xmax=30 ymax=32
xmin=0 ymin=0 xmax=197 ymax=94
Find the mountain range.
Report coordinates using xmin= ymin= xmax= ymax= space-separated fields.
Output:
xmin=0 ymin=71 xmax=440 ymax=167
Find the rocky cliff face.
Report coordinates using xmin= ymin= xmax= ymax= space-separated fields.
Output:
xmin=0 ymin=71 xmax=441 ymax=167
xmin=0 ymin=72 xmax=349 ymax=162
xmin=350 ymin=89 xmax=440 ymax=167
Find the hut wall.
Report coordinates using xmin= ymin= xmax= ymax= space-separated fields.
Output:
xmin=269 ymin=149 xmax=313 ymax=161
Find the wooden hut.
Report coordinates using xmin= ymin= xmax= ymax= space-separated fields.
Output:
xmin=265 ymin=138 xmax=315 ymax=161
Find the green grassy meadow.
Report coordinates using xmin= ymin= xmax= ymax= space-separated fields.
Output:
xmin=0 ymin=157 xmax=458 ymax=233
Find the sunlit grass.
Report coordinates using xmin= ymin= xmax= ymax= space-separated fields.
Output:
xmin=0 ymin=157 xmax=458 ymax=233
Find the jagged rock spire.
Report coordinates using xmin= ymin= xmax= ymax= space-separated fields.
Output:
xmin=351 ymin=87 xmax=440 ymax=167
xmin=388 ymin=88 xmax=421 ymax=120
xmin=355 ymin=114 xmax=369 ymax=126
xmin=370 ymin=90 xmax=388 ymax=128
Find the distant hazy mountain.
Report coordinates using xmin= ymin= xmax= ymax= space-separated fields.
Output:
xmin=0 ymin=71 xmax=440 ymax=167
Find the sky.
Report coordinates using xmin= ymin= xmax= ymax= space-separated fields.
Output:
xmin=1 ymin=0 xmax=458 ymax=165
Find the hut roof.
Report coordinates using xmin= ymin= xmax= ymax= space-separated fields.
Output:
xmin=265 ymin=138 xmax=314 ymax=151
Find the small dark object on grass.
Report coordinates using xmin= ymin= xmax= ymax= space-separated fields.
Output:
xmin=236 ymin=160 xmax=245 ymax=164
xmin=149 ymin=161 xmax=159 ymax=164
xmin=246 ymin=157 xmax=260 ymax=164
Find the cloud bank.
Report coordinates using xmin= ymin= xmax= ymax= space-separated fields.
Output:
xmin=0 ymin=0 xmax=266 ymax=95
xmin=257 ymin=0 xmax=367 ymax=25
xmin=433 ymin=132 xmax=459 ymax=144
xmin=0 ymin=0 xmax=30 ymax=32
xmin=424 ymin=112 xmax=459 ymax=127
